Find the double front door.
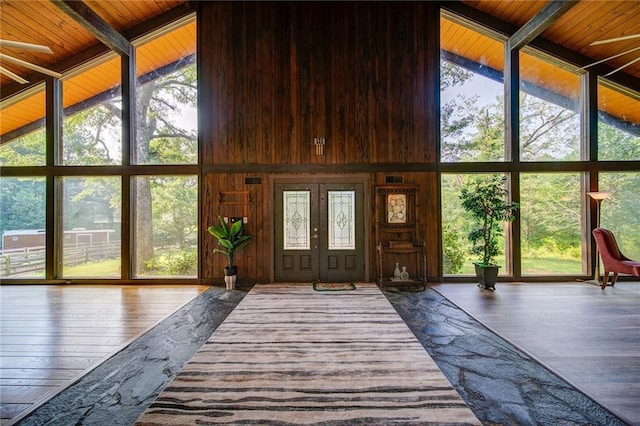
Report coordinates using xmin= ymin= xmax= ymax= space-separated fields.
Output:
xmin=274 ymin=182 xmax=365 ymax=282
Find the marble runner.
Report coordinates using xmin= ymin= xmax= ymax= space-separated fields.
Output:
xmin=135 ymin=283 xmax=480 ymax=425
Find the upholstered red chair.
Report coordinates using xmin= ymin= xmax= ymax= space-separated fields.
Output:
xmin=592 ymin=228 xmax=640 ymax=289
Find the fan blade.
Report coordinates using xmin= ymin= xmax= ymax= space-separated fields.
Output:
xmin=590 ymin=33 xmax=640 ymax=46
xmin=0 ymin=39 xmax=53 ymax=54
xmin=604 ymin=55 xmax=640 ymax=77
xmin=0 ymin=53 xmax=62 ymax=78
xmin=0 ymin=65 xmax=29 ymax=84
xmin=580 ymin=46 xmax=640 ymax=69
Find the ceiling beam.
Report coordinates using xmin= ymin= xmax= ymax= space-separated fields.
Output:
xmin=1 ymin=3 xmax=195 ymax=101
xmin=440 ymin=1 xmax=639 ymax=93
xmin=509 ymin=0 xmax=579 ymax=51
xmin=51 ymin=0 xmax=132 ymax=56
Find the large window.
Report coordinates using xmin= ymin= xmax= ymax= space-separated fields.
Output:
xmin=134 ymin=175 xmax=198 ymax=277
xmin=0 ymin=86 xmax=46 ymax=167
xmin=598 ymin=81 xmax=640 ymax=161
xmin=63 ymin=55 xmax=122 ymax=165
xmin=0 ymin=16 xmax=197 ymax=283
xmin=0 ymin=178 xmax=46 ymax=278
xmin=441 ymin=173 xmax=512 ymax=276
xmin=62 ymin=177 xmax=121 ymax=278
xmin=440 ymin=15 xmax=505 ymax=162
xmin=520 ymin=173 xmax=584 ymax=275
xmin=519 ymin=50 xmax=581 ymax=161
xmin=134 ymin=20 xmax=197 ymax=165
xmin=599 ymin=172 xmax=640 ymax=261
xmin=439 ymin=9 xmax=638 ymax=281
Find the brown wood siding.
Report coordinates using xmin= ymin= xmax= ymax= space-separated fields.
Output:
xmin=199 ymin=2 xmax=440 ymax=282
xmin=199 ymin=2 xmax=433 ymax=166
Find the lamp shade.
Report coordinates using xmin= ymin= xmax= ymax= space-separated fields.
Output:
xmin=587 ymin=191 xmax=611 ymax=201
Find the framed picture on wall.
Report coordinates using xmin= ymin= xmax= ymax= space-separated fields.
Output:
xmin=387 ymin=193 xmax=407 ymax=223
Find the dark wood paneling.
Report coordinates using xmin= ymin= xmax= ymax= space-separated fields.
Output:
xmin=199 ymin=2 xmax=440 ymax=282
xmin=199 ymin=2 xmax=432 ymax=166
xmin=202 ymin=173 xmax=269 ymax=282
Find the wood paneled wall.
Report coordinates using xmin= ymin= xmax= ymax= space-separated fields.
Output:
xmin=199 ymin=2 xmax=440 ymax=282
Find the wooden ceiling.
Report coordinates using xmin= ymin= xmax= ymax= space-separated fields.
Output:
xmin=1 ymin=0 xmax=639 ymax=141
xmin=461 ymin=0 xmax=640 ymax=80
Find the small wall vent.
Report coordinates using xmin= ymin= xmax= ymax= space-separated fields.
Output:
xmin=385 ymin=175 xmax=404 ymax=184
xmin=245 ymin=177 xmax=262 ymax=185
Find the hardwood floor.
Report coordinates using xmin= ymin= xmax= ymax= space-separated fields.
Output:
xmin=432 ymin=280 xmax=640 ymax=425
xmin=2 ymin=281 xmax=640 ymax=425
xmin=0 ymin=284 xmax=209 ymax=424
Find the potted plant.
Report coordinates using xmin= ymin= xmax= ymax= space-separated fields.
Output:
xmin=207 ymin=216 xmax=252 ymax=290
xmin=459 ymin=175 xmax=519 ymax=290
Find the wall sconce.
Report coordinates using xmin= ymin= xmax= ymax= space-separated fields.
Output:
xmin=314 ymin=137 xmax=325 ymax=156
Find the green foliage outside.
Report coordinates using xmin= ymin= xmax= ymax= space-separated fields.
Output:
xmin=145 ymin=248 xmax=198 ymax=276
xmin=440 ymin=61 xmax=640 ymax=275
xmin=1 ymin=63 xmax=197 ymax=278
xmin=2 ymin=55 xmax=639 ymax=279
xmin=442 ymin=223 xmax=466 ymax=274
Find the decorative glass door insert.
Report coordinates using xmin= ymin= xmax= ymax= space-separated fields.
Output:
xmin=283 ymin=191 xmax=310 ymax=250
xmin=328 ymin=190 xmax=355 ymax=250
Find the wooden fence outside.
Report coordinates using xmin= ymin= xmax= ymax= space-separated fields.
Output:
xmin=0 ymin=242 xmax=120 ymax=277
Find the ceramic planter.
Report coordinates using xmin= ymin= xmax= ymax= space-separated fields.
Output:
xmin=474 ymin=263 xmax=500 ymax=290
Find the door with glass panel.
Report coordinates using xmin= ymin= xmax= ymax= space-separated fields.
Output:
xmin=274 ymin=183 xmax=364 ymax=282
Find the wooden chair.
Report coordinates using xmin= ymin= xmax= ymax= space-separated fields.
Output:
xmin=592 ymin=228 xmax=640 ymax=289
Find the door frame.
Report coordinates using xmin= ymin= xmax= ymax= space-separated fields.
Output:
xmin=269 ymin=174 xmax=371 ymax=283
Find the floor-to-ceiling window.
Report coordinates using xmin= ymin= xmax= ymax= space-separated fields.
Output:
xmin=439 ymin=13 xmax=514 ymax=276
xmin=0 ymin=86 xmax=47 ymax=279
xmin=439 ymin=8 xmax=639 ymax=280
xmin=0 ymin=16 xmax=197 ymax=282
xmin=133 ymin=20 xmax=197 ymax=278
xmin=518 ymin=50 xmax=586 ymax=275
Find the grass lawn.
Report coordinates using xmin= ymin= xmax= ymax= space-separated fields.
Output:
xmin=63 ymin=259 xmax=121 ymax=277
xmin=454 ymin=256 xmax=582 ymax=276
xmin=521 ymin=257 xmax=582 ymax=275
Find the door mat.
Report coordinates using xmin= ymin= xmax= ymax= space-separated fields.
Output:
xmin=312 ymin=282 xmax=356 ymax=291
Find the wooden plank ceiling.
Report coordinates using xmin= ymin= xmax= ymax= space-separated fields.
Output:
xmin=1 ymin=0 xmax=639 ymax=142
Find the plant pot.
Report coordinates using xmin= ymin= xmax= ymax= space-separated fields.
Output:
xmin=224 ymin=274 xmax=237 ymax=290
xmin=224 ymin=266 xmax=237 ymax=290
xmin=474 ymin=263 xmax=500 ymax=290
xmin=224 ymin=266 xmax=238 ymax=276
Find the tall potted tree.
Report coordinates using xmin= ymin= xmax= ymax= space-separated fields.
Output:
xmin=460 ymin=175 xmax=519 ymax=290
xmin=208 ymin=216 xmax=252 ymax=290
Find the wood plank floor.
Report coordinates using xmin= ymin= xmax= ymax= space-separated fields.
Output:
xmin=432 ymin=280 xmax=640 ymax=425
xmin=2 ymin=281 xmax=640 ymax=425
xmin=0 ymin=284 xmax=209 ymax=424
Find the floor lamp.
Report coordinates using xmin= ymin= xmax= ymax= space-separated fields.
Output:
xmin=586 ymin=191 xmax=611 ymax=285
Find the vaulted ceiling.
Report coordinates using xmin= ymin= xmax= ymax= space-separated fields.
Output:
xmin=1 ymin=0 xmax=639 ymax=139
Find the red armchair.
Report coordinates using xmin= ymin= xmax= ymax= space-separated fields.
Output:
xmin=592 ymin=228 xmax=640 ymax=289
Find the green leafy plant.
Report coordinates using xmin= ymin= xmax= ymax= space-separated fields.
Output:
xmin=207 ymin=216 xmax=252 ymax=270
xmin=442 ymin=223 xmax=465 ymax=274
xmin=460 ymin=175 xmax=519 ymax=266
xmin=145 ymin=249 xmax=197 ymax=275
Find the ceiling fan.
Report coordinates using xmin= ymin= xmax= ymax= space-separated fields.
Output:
xmin=0 ymin=39 xmax=62 ymax=84
xmin=583 ymin=33 xmax=640 ymax=76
